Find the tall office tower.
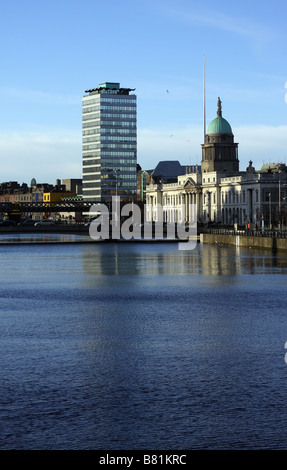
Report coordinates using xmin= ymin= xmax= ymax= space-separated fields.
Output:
xmin=82 ymin=82 xmax=137 ymax=203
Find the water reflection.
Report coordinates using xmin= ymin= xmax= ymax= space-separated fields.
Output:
xmin=81 ymin=242 xmax=287 ymax=278
xmin=0 ymin=233 xmax=89 ymax=244
xmin=1 ymin=241 xmax=287 ymax=449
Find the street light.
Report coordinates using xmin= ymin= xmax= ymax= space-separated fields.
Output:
xmin=115 ymin=169 xmax=120 ymax=198
xmin=269 ymin=192 xmax=272 ymax=229
xmin=282 ymin=196 xmax=286 ymax=230
xmin=279 ymin=173 xmax=287 ymax=229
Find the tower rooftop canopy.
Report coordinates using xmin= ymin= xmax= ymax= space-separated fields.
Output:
xmin=84 ymin=82 xmax=135 ymax=94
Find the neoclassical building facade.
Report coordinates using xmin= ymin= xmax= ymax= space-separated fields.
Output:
xmin=146 ymin=99 xmax=287 ymax=228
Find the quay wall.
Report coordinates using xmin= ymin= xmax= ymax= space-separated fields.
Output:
xmin=0 ymin=225 xmax=89 ymax=234
xmin=200 ymin=233 xmax=287 ymax=251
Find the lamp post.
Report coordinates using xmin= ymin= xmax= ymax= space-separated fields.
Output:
xmin=279 ymin=176 xmax=287 ymax=229
xmin=278 ymin=171 xmax=282 ymax=229
xmin=283 ymin=197 xmax=286 ymax=230
xmin=114 ymin=169 xmax=120 ymax=226
xmin=269 ymin=192 xmax=272 ymax=229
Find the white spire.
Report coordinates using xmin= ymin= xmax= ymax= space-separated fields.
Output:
xmin=203 ymin=55 xmax=206 ymax=144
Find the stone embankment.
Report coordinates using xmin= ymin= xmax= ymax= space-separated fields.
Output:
xmin=200 ymin=230 xmax=287 ymax=251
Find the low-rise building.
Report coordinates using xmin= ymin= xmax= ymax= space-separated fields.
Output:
xmin=146 ymin=99 xmax=287 ymax=229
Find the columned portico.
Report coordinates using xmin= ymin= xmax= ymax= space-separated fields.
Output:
xmin=146 ymin=169 xmax=202 ymax=224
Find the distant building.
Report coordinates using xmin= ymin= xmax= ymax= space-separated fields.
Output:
xmin=43 ymin=190 xmax=76 ymax=203
xmin=62 ymin=178 xmax=82 ymax=195
xmin=146 ymin=98 xmax=287 ymax=228
xmin=0 ymin=178 xmax=78 ymax=220
xmin=82 ymin=82 xmax=137 ymax=203
xmin=137 ymin=168 xmax=153 ymax=202
xmin=151 ymin=160 xmax=186 ymax=184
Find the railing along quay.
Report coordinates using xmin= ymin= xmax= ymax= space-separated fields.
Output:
xmin=205 ymin=228 xmax=287 ymax=239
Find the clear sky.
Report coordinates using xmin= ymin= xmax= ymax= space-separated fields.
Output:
xmin=0 ymin=0 xmax=286 ymax=184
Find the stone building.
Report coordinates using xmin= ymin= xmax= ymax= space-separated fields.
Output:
xmin=146 ymin=99 xmax=287 ymax=228
xmin=201 ymin=97 xmax=239 ymax=174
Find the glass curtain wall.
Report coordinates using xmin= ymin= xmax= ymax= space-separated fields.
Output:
xmin=82 ymin=83 xmax=137 ymax=203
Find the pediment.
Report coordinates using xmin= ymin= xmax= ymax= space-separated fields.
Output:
xmin=183 ymin=177 xmax=197 ymax=189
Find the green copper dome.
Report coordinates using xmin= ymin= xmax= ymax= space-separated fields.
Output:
xmin=207 ymin=97 xmax=233 ymax=134
xmin=207 ymin=116 xmax=232 ymax=134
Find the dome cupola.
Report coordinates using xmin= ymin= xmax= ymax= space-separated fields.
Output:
xmin=201 ymin=97 xmax=239 ymax=173
xmin=207 ymin=97 xmax=232 ymax=135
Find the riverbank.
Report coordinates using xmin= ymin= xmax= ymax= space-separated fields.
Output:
xmin=200 ymin=232 xmax=287 ymax=251
xmin=0 ymin=226 xmax=186 ymax=245
xmin=1 ymin=224 xmax=287 ymax=250
xmin=0 ymin=224 xmax=89 ymax=235
xmin=0 ymin=224 xmax=198 ymax=245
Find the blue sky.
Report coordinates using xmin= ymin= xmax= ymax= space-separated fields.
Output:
xmin=0 ymin=0 xmax=286 ymax=184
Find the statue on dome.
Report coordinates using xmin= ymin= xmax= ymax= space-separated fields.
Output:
xmin=217 ymin=97 xmax=222 ymax=117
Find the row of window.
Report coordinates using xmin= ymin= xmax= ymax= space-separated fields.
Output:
xmin=148 ymin=189 xmax=264 ymax=207
xmin=83 ymin=105 xmax=136 ymax=114
xmin=203 ymin=189 xmax=257 ymax=205
xmin=82 ymin=98 xmax=100 ymax=106
xmin=82 ymin=151 xmax=137 ymax=159
xmin=101 ymin=151 xmax=136 ymax=158
xmin=83 ymin=166 xmax=136 ymax=174
xmin=83 ymin=165 xmax=136 ymax=173
xmin=83 ymin=144 xmax=136 ymax=151
xmin=83 ymin=174 xmax=136 ymax=181
xmin=82 ymin=97 xmax=136 ymax=107
xmin=102 ymin=128 xmax=136 ymax=135
xmin=102 ymin=113 xmax=136 ymax=120
xmin=82 ymin=151 xmax=101 ymax=158
xmin=83 ymin=112 xmax=136 ymax=122
xmin=82 ymin=159 xmax=99 ymax=166
xmin=83 ymin=158 xmax=135 ymax=166
xmin=83 ymin=135 xmax=136 ymax=144
xmin=101 ymin=97 xmax=136 ymax=103
xmin=82 ymin=128 xmax=100 ymax=136
xmin=82 ymin=112 xmax=99 ymax=121
xmin=82 ymin=189 xmax=101 ymax=196
xmin=82 ymin=121 xmax=136 ymax=128
xmin=102 ymin=120 xmax=136 ymax=127
xmin=82 ymin=128 xmax=136 ymax=137
xmin=83 ymin=181 xmax=136 ymax=189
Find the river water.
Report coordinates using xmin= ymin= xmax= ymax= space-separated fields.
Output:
xmin=1 ymin=237 xmax=287 ymax=450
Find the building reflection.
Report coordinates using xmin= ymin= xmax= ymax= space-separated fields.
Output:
xmin=81 ymin=241 xmax=287 ymax=282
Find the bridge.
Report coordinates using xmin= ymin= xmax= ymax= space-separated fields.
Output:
xmin=0 ymin=200 xmax=99 ymax=214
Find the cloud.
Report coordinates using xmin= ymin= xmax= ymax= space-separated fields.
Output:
xmin=138 ymin=124 xmax=287 ymax=171
xmin=0 ymin=87 xmax=80 ymax=106
xmin=163 ymin=3 xmax=272 ymax=44
xmin=234 ymin=124 xmax=287 ymax=167
xmin=1 ymin=123 xmax=285 ymax=186
xmin=0 ymin=128 xmax=81 ymax=183
xmin=138 ymin=125 xmax=203 ymax=167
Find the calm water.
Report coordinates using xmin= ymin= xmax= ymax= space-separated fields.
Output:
xmin=1 ymin=239 xmax=287 ymax=450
